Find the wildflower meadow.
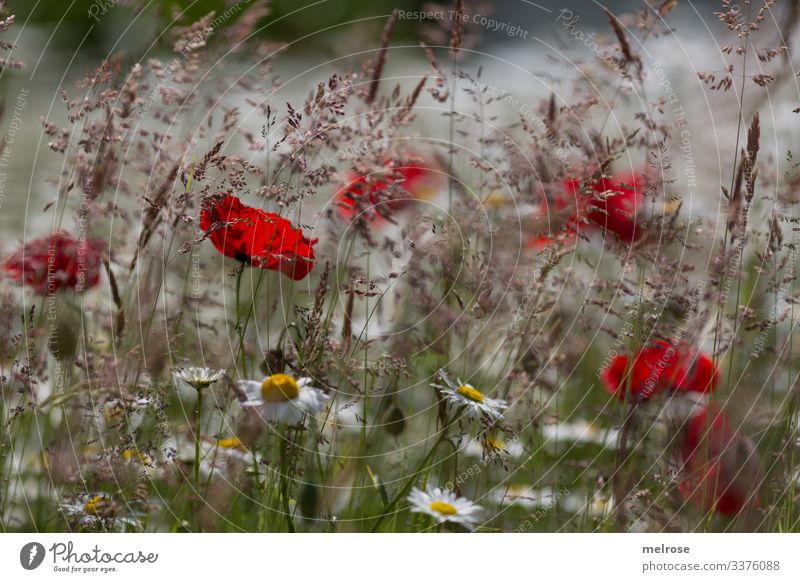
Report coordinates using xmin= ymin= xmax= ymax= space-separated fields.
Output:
xmin=1 ymin=0 xmax=799 ymax=536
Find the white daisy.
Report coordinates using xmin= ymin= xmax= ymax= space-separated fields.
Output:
xmin=159 ymin=436 xmax=266 ymax=479
xmin=407 ymin=486 xmax=483 ymax=531
xmin=93 ymin=397 xmax=151 ymax=433
xmin=173 ymin=367 xmax=225 ymax=391
xmin=61 ymin=493 xmax=140 ymax=530
xmin=203 ymin=437 xmax=262 ymax=476
xmin=165 ymin=435 xmax=262 ymax=479
xmin=434 ymin=370 xmax=508 ymax=421
xmin=462 ymin=436 xmax=524 ymax=459
xmin=238 ymin=373 xmax=329 ymax=424
xmin=120 ymin=447 xmax=154 ymax=467
xmin=118 ymin=446 xmax=157 ymax=478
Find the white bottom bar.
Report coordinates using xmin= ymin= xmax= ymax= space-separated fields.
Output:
xmin=1 ymin=533 xmax=799 ymax=580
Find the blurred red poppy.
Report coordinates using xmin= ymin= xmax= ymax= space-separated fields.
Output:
xmin=2 ymin=232 xmax=105 ymax=295
xmin=528 ymin=172 xmax=645 ymax=248
xmin=601 ymin=340 xmax=718 ymax=401
xmin=336 ymin=155 xmax=444 ymax=224
xmin=200 ymin=194 xmax=317 ymax=281
xmin=565 ymin=173 xmax=644 ymax=242
xmin=678 ymin=406 xmax=761 ymax=517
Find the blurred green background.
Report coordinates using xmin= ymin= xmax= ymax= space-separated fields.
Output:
xmin=6 ymin=0 xmax=683 ymax=55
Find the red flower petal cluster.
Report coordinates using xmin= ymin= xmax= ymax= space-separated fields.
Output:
xmin=199 ymin=194 xmax=317 ymax=281
xmin=335 ymin=155 xmax=444 ymax=224
xmin=566 ymin=173 xmax=644 ymax=242
xmin=528 ymin=172 xmax=644 ymax=248
xmin=601 ymin=340 xmax=718 ymax=402
xmin=2 ymin=232 xmax=105 ymax=295
xmin=678 ymin=406 xmax=761 ymax=517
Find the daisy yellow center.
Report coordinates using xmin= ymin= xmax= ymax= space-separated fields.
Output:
xmin=261 ymin=374 xmax=300 ymax=403
xmin=217 ymin=437 xmax=243 ymax=449
xmin=105 ymin=403 xmax=124 ymax=419
xmin=121 ymin=448 xmax=151 ymax=465
xmin=84 ymin=495 xmax=107 ymax=515
xmin=484 ymin=437 xmax=504 ymax=451
xmin=430 ymin=501 xmax=457 ymax=516
xmin=456 ymin=384 xmax=484 ymax=403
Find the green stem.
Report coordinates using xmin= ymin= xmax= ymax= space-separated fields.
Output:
xmin=278 ymin=427 xmax=296 ymax=533
xmin=235 ymin=267 xmax=246 ymax=375
xmin=448 ymin=51 xmax=459 ymax=213
xmin=723 ymin=5 xmax=752 ymax=394
xmin=194 ymin=389 xmax=203 ymax=491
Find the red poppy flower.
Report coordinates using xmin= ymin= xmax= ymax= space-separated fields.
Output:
xmin=335 ymin=155 xmax=444 ymax=224
xmin=527 ymin=172 xmax=644 ymax=248
xmin=2 ymin=232 xmax=105 ymax=295
xmin=678 ymin=406 xmax=761 ymax=517
xmin=565 ymin=173 xmax=644 ymax=242
xmin=601 ymin=340 xmax=718 ymax=402
xmin=199 ymin=194 xmax=317 ymax=281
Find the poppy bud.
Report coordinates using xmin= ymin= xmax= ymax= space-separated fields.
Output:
xmin=299 ymin=481 xmax=321 ymax=521
xmin=383 ymin=405 xmax=406 ymax=436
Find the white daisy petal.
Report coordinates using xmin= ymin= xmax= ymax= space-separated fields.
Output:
xmin=235 ymin=374 xmax=329 ymax=426
xmin=297 ymin=385 xmax=329 ymax=414
xmin=238 ymin=380 xmax=265 ymax=406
